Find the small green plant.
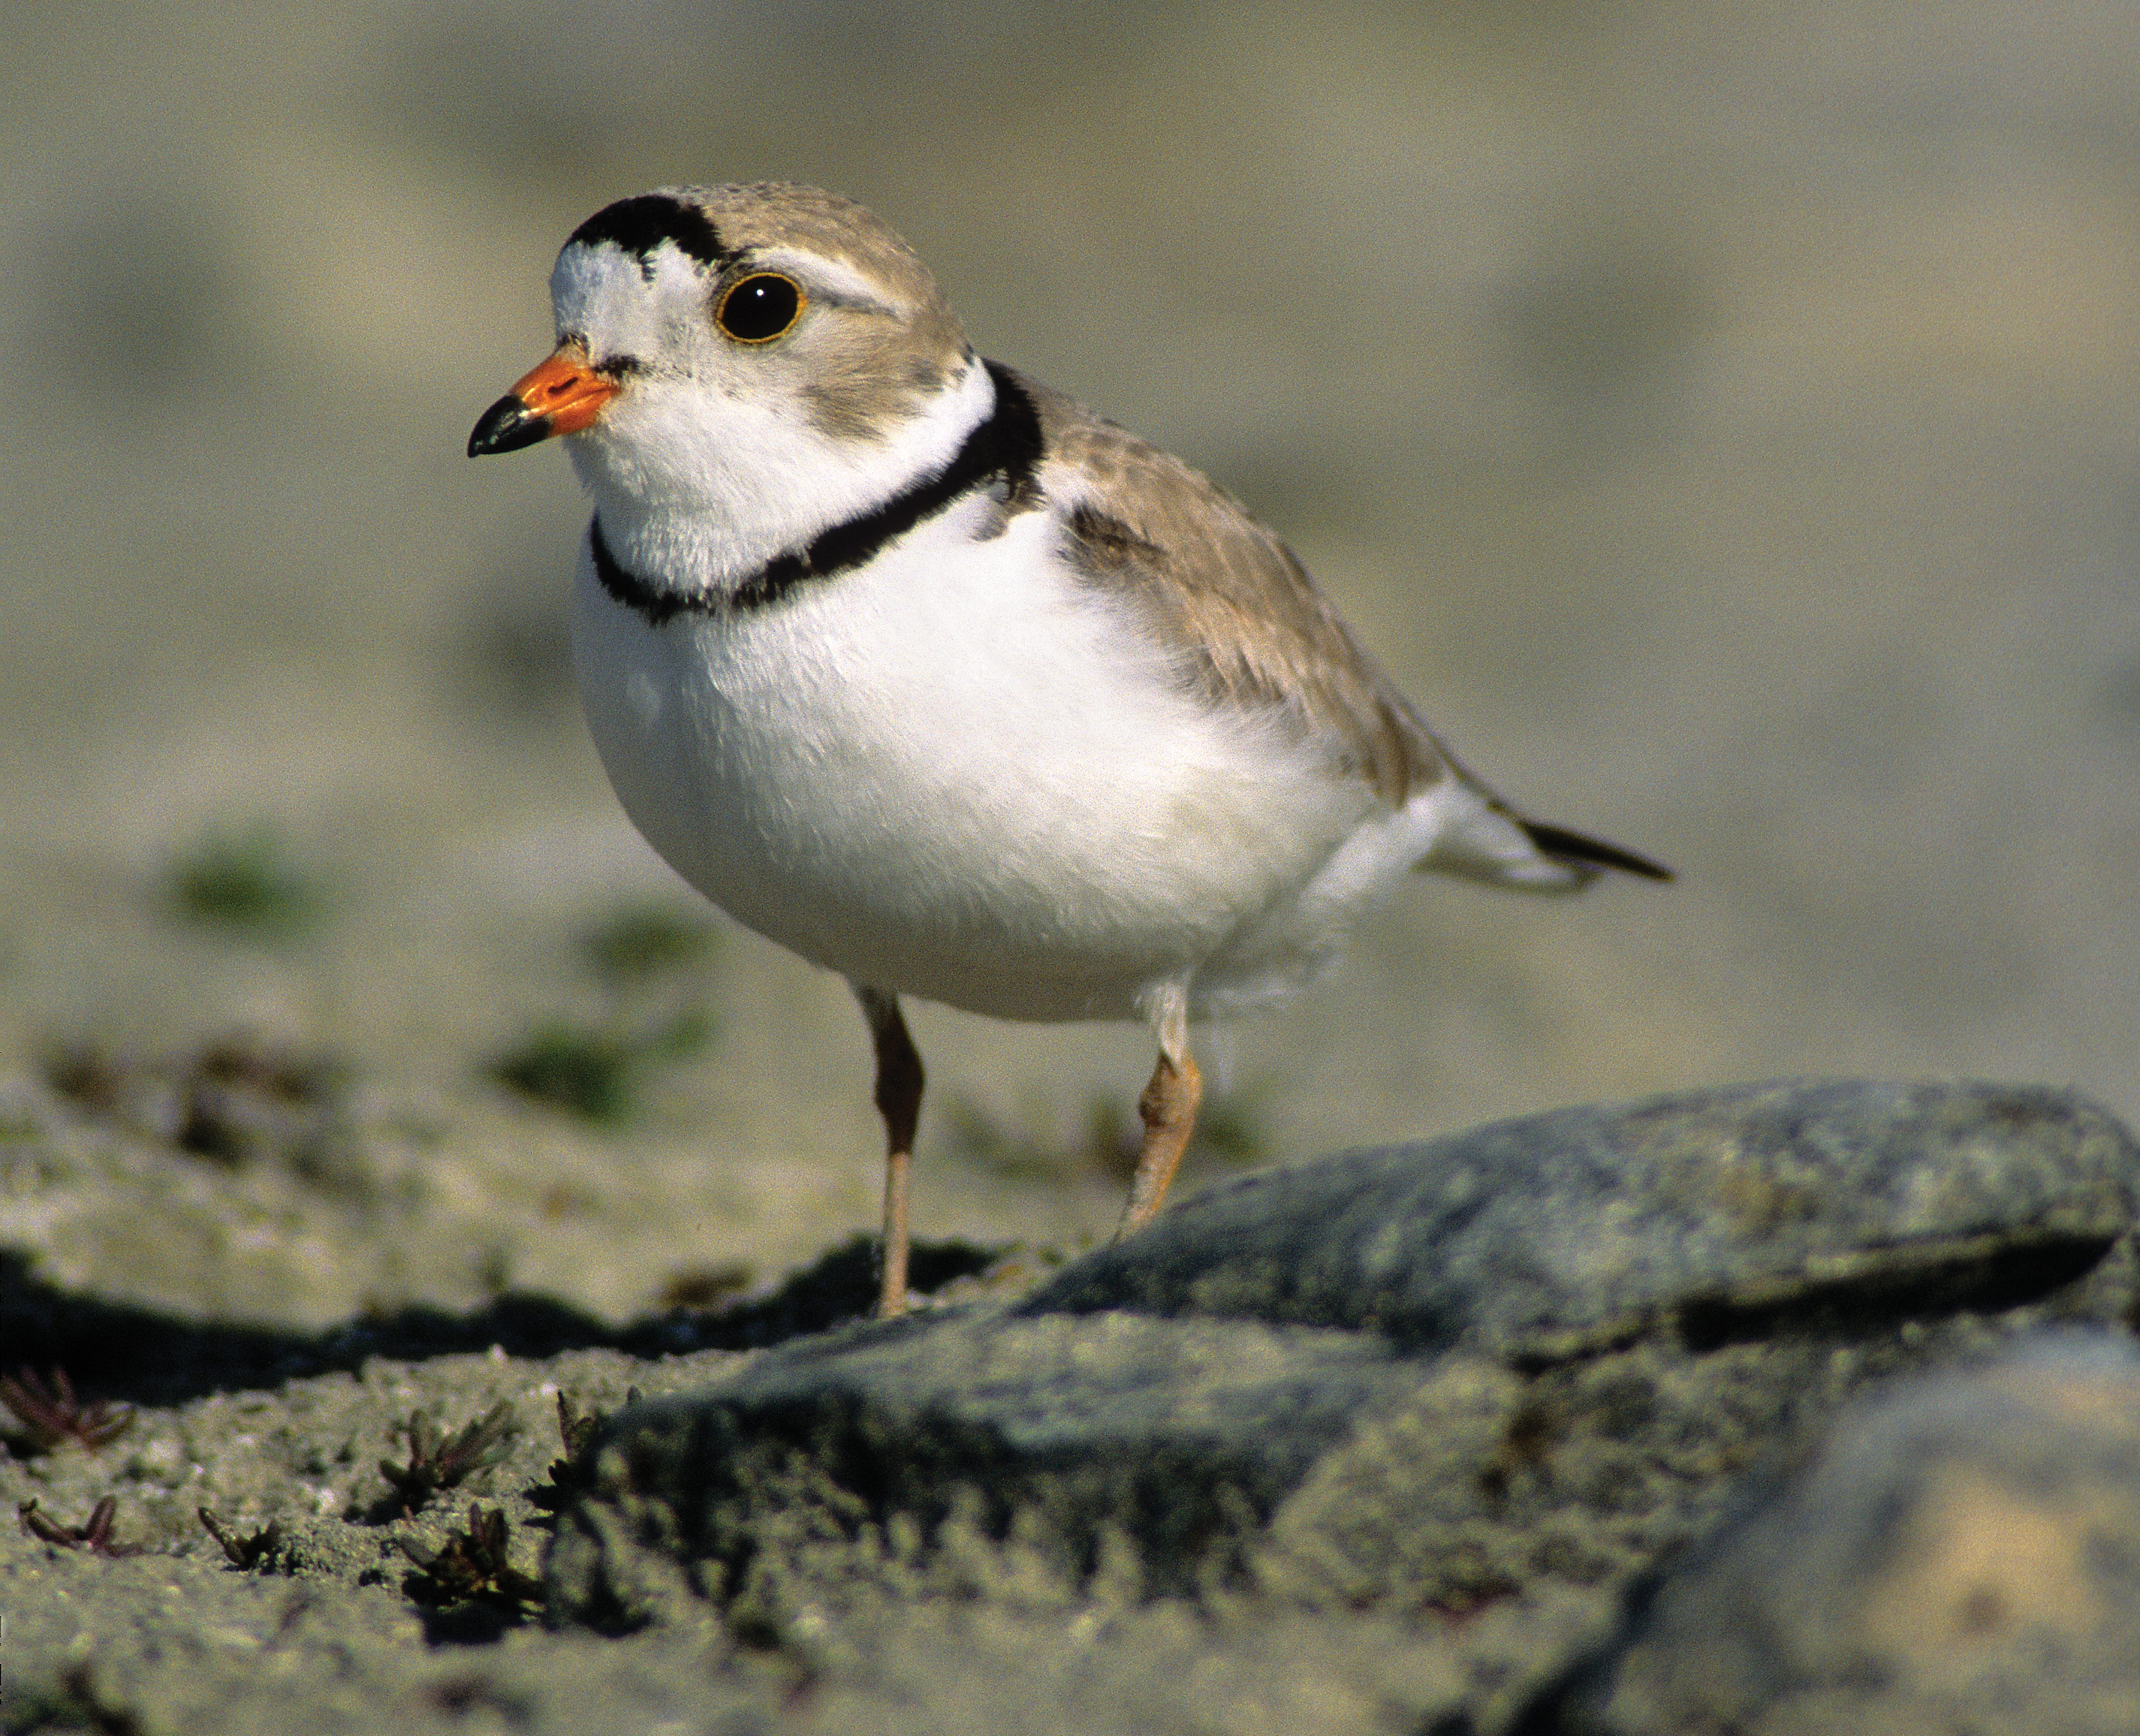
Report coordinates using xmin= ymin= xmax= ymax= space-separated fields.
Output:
xmin=490 ymin=899 xmax=719 ymax=1125
xmin=948 ymin=1082 xmax=1270 ymax=1182
xmin=1186 ymin=1088 xmax=1270 ymax=1165
xmin=198 ymin=1508 xmax=286 ymax=1570
xmin=378 ymin=1403 xmax=521 ymax=1516
xmin=657 ymin=1263 xmax=752 ymax=1310
xmin=489 ymin=1023 xmax=636 ymax=1123
xmin=580 ymin=901 xmax=716 ymax=984
xmin=487 ymin=1011 xmax=713 ymax=1125
xmin=167 ymin=821 xmax=325 ymax=938
xmin=529 ymin=1388 xmax=639 ymax=1512
xmin=0 ymin=1365 xmax=134 ymax=1454
xmin=399 ymin=1504 xmax=543 ymax=1608
xmin=19 ymin=1496 xmax=143 ymax=1557
xmin=942 ymin=1093 xmax=1066 ymax=1180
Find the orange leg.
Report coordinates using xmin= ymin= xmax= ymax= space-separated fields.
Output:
xmin=854 ymin=985 xmax=924 ymax=1318
xmin=1115 ymin=1043 xmax=1202 ymax=1238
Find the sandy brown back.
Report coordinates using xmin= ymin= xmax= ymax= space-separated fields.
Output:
xmin=1017 ymin=369 xmax=1451 ymax=808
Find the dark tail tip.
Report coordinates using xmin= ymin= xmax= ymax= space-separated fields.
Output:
xmin=1520 ymin=820 xmax=1674 ymax=882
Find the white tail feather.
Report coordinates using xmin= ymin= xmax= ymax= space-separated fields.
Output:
xmin=1414 ymin=781 xmax=1598 ymax=894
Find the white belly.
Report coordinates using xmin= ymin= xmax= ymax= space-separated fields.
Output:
xmin=568 ymin=505 xmax=1389 ymax=1022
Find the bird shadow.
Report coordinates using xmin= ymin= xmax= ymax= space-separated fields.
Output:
xmin=0 ymin=1237 xmax=998 ymax=1413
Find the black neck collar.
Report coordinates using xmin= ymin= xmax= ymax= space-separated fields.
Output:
xmin=589 ymin=359 xmax=1043 ymax=625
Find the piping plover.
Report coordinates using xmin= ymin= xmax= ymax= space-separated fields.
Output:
xmin=469 ymin=183 xmax=1670 ymax=1317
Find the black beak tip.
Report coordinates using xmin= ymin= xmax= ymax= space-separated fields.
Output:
xmin=468 ymin=393 xmax=550 ymax=458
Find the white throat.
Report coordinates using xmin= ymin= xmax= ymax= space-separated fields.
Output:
xmin=568 ymin=351 xmax=997 ymax=598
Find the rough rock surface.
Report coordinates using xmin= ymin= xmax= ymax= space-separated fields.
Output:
xmin=7 ymin=1078 xmax=2139 ymax=1735
xmin=546 ymin=1082 xmax=2140 ymax=1701
xmin=1023 ymin=1077 xmax=2137 ymax=1353
xmin=1538 ymin=1337 xmax=2140 ymax=1735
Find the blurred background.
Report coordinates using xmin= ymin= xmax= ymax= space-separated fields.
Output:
xmin=5 ymin=1 xmax=2137 ymax=1328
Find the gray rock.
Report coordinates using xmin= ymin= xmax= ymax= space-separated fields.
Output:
xmin=548 ymin=1080 xmax=2140 ymax=1645
xmin=1020 ymin=1079 xmax=2140 ymax=1360
xmin=550 ymin=1310 xmax=1426 ymax=1617
xmin=1542 ymin=1335 xmax=2140 ymax=1736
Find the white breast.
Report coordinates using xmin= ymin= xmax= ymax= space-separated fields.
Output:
xmin=568 ymin=500 xmax=1404 ymax=1022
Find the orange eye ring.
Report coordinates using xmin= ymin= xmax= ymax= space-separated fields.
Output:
xmin=715 ymin=273 xmax=806 ymax=343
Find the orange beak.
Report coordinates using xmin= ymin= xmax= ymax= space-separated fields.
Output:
xmin=467 ymin=346 xmax=618 ymax=457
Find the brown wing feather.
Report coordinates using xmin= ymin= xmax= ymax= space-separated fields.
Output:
xmin=1012 ymin=366 xmax=1445 ymax=808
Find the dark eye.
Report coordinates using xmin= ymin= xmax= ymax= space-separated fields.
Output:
xmin=715 ymin=273 xmax=804 ymax=343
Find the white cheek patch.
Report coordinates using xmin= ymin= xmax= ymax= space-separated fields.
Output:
xmin=549 ymin=243 xmax=712 ymax=362
xmin=574 ymin=351 xmax=999 ymax=592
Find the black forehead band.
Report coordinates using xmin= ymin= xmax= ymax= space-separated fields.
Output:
xmin=567 ymin=195 xmax=728 ymax=270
